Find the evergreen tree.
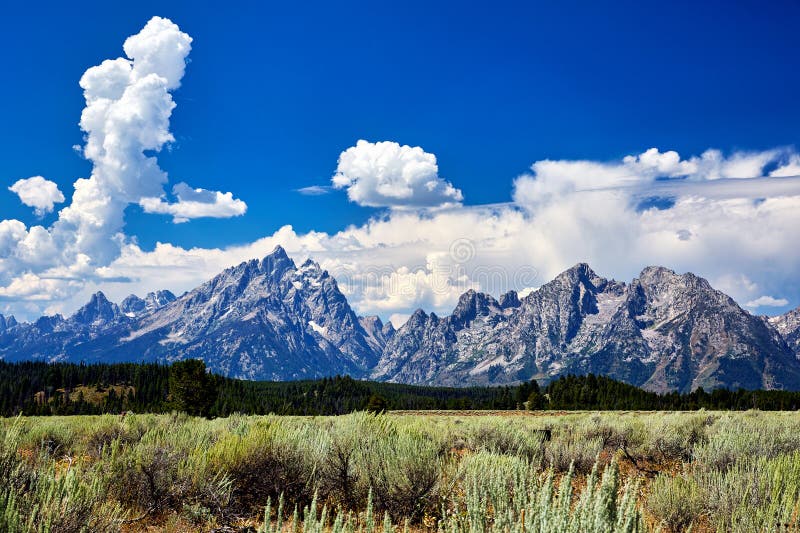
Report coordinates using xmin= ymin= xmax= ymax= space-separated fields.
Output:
xmin=365 ymin=393 xmax=388 ymax=413
xmin=168 ymin=359 xmax=218 ymax=417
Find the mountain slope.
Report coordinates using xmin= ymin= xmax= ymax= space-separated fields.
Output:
xmin=1 ymin=252 xmax=798 ymax=391
xmin=376 ymin=264 xmax=800 ymax=392
xmin=0 ymin=247 xmax=388 ymax=380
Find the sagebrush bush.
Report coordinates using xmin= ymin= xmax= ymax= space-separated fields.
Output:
xmin=0 ymin=420 xmax=123 ymax=533
xmin=693 ymin=413 xmax=800 ymax=471
xmin=645 ymin=414 xmax=709 ymax=462
xmin=357 ymin=414 xmax=442 ymax=520
xmin=696 ymin=451 xmax=800 ymax=532
xmin=646 ymin=473 xmax=703 ymax=532
xmin=545 ymin=435 xmax=603 ymax=473
xmin=207 ymin=416 xmax=326 ymax=513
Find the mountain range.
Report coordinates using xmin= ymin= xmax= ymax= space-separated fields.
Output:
xmin=1 ymin=245 xmax=799 ymax=393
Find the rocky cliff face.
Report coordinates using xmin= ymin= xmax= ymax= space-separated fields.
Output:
xmin=121 ymin=290 xmax=177 ymax=317
xmin=1 ymin=251 xmax=799 ymax=391
xmin=770 ymin=307 xmax=800 ymax=359
xmin=375 ymin=264 xmax=800 ymax=392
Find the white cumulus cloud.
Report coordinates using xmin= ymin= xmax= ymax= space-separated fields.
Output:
xmin=332 ymin=140 xmax=463 ymax=208
xmin=140 ymin=182 xmax=247 ymax=223
xmin=746 ymin=295 xmax=790 ymax=308
xmin=8 ymin=176 xmax=65 ymax=216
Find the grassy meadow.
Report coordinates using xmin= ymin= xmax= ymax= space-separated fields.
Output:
xmin=1 ymin=410 xmax=800 ymax=532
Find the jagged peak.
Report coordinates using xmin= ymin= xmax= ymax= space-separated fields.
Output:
xmin=408 ymin=308 xmax=428 ymax=323
xmin=300 ymin=258 xmax=321 ymax=270
xmin=267 ymin=244 xmax=289 ymax=259
xmin=35 ymin=314 xmax=64 ymax=331
xmin=120 ymin=294 xmax=146 ymax=314
xmin=89 ymin=291 xmax=111 ymax=303
xmin=146 ymin=289 xmax=176 ymax=305
xmin=122 ymin=290 xmax=176 ymax=316
xmin=771 ymin=306 xmax=800 ymax=334
xmin=639 ymin=265 xmax=677 ymax=278
xmin=71 ymin=291 xmax=119 ymax=324
xmin=260 ymin=245 xmax=296 ymax=276
xmin=546 ymin=263 xmax=607 ymax=293
xmin=637 ymin=265 xmax=711 ymax=291
xmin=451 ymin=289 xmax=500 ymax=328
xmin=360 ymin=315 xmax=384 ymax=329
xmin=556 ymin=262 xmax=600 ymax=281
xmin=261 ymin=244 xmax=291 ymax=263
xmin=499 ymin=290 xmax=521 ymax=309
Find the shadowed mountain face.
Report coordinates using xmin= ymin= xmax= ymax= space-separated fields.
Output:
xmin=1 ymin=248 xmax=799 ymax=392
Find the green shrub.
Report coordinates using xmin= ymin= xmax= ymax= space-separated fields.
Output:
xmin=357 ymin=414 xmax=442 ymax=521
xmin=544 ymin=435 xmax=603 ymax=473
xmin=646 ymin=474 xmax=703 ymax=532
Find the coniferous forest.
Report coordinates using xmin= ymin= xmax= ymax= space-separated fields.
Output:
xmin=2 ymin=359 xmax=800 ymax=417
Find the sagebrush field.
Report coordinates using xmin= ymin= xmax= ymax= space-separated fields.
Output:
xmin=2 ymin=410 xmax=800 ymax=532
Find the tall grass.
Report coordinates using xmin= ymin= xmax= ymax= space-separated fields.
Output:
xmin=1 ymin=410 xmax=800 ymax=530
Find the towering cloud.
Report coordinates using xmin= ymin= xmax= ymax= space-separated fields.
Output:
xmin=0 ymin=17 xmax=246 ymax=309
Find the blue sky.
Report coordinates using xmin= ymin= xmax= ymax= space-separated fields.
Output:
xmin=1 ymin=1 xmax=799 ymax=322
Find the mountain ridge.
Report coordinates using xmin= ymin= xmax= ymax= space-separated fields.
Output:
xmin=1 ymin=246 xmax=799 ymax=393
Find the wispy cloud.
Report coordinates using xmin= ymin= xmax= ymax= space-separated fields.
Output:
xmin=746 ymin=295 xmax=790 ymax=308
xmin=140 ymin=182 xmax=246 ymax=223
xmin=296 ymin=185 xmax=333 ymax=196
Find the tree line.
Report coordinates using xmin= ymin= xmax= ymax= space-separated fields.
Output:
xmin=1 ymin=359 xmax=799 ymax=416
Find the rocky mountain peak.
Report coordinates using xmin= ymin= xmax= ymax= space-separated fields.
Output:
xmin=299 ymin=258 xmax=321 ymax=271
xmin=146 ymin=290 xmax=176 ymax=308
xmin=543 ymin=262 xmax=608 ymax=298
xmin=120 ymin=295 xmax=146 ymax=316
xmin=121 ymin=290 xmax=177 ymax=317
xmin=451 ymin=289 xmax=501 ymax=329
xmin=406 ymin=309 xmax=429 ymax=328
xmin=71 ymin=292 xmax=120 ymax=327
xmin=630 ymin=266 xmax=726 ymax=325
xmin=260 ymin=245 xmax=295 ymax=280
xmin=0 ymin=314 xmax=15 ymax=333
xmin=771 ymin=306 xmax=800 ymax=358
xmin=34 ymin=314 xmax=64 ymax=333
xmin=498 ymin=290 xmax=521 ymax=309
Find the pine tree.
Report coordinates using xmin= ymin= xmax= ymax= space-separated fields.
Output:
xmin=365 ymin=393 xmax=388 ymax=413
xmin=168 ymin=359 xmax=218 ymax=417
